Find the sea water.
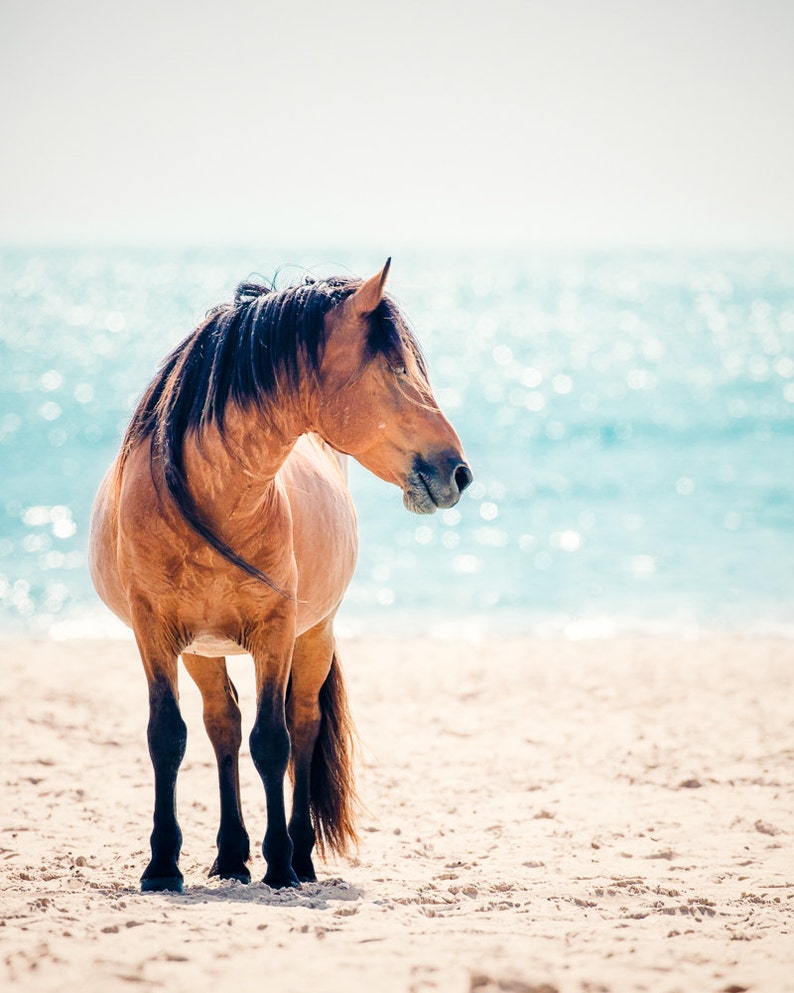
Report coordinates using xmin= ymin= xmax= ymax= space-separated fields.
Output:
xmin=1 ymin=247 xmax=792 ymax=638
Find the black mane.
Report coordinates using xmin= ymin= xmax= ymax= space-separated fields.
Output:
xmin=120 ymin=273 xmax=416 ymax=596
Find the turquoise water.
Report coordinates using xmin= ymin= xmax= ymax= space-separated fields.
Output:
xmin=1 ymin=247 xmax=793 ymax=637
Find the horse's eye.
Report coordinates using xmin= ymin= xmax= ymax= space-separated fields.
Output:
xmin=391 ymin=364 xmax=408 ymax=378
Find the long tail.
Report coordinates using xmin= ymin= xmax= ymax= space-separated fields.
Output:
xmin=308 ymin=651 xmax=360 ymax=858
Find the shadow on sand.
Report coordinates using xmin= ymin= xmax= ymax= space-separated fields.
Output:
xmin=161 ymin=877 xmax=363 ymax=909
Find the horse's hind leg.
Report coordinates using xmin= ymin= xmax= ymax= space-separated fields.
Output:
xmin=132 ymin=618 xmax=187 ymax=893
xmin=287 ymin=621 xmax=358 ymax=882
xmin=182 ymin=653 xmax=251 ymax=883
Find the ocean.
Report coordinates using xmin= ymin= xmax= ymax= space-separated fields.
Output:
xmin=1 ymin=247 xmax=792 ymax=638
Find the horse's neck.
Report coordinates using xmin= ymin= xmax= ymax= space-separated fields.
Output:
xmin=184 ymin=406 xmax=302 ymax=503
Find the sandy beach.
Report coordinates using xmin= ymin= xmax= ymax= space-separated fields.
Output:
xmin=1 ymin=634 xmax=792 ymax=993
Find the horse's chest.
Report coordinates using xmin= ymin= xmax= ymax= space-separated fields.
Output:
xmin=282 ymin=442 xmax=358 ymax=628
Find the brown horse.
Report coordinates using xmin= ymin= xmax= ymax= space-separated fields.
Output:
xmin=89 ymin=261 xmax=472 ymax=892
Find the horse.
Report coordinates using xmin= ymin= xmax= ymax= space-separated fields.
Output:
xmin=88 ymin=260 xmax=472 ymax=893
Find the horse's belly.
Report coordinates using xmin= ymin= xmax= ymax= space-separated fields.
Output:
xmin=182 ymin=636 xmax=249 ymax=657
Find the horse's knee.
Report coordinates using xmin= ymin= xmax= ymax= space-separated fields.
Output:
xmin=147 ymin=680 xmax=187 ymax=772
xmin=249 ymin=709 xmax=291 ymax=779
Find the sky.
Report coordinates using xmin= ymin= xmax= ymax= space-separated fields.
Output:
xmin=1 ymin=0 xmax=793 ymax=249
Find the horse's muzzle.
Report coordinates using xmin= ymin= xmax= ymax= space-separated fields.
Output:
xmin=403 ymin=453 xmax=474 ymax=515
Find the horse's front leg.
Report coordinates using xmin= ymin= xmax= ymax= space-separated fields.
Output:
xmin=132 ymin=618 xmax=187 ymax=893
xmin=182 ymin=653 xmax=250 ymax=883
xmin=248 ymin=620 xmax=300 ymax=889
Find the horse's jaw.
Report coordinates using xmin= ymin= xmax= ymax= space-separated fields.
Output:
xmin=402 ymin=476 xmax=439 ymax=515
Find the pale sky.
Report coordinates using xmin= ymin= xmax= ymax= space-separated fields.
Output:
xmin=1 ymin=0 xmax=793 ymax=249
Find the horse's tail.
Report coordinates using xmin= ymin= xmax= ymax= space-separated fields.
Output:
xmin=307 ymin=651 xmax=360 ymax=858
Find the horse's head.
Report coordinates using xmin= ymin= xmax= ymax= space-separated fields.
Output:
xmin=312 ymin=261 xmax=473 ymax=514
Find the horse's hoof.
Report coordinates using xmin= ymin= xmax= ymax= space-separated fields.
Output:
xmin=263 ymin=870 xmax=301 ymax=889
xmin=141 ymin=875 xmax=183 ymax=893
xmin=209 ymin=858 xmax=250 ymax=884
xmin=220 ymin=872 xmax=251 ymax=884
xmin=291 ymin=858 xmax=316 ymax=883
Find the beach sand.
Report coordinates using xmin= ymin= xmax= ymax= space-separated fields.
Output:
xmin=1 ymin=634 xmax=792 ymax=993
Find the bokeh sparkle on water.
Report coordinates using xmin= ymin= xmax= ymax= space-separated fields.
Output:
xmin=1 ymin=248 xmax=792 ymax=637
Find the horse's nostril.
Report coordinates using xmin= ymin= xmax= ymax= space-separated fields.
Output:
xmin=454 ymin=464 xmax=473 ymax=493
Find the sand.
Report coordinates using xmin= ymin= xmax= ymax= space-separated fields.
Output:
xmin=1 ymin=633 xmax=792 ymax=993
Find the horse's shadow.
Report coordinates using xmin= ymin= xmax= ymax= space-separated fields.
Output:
xmin=164 ymin=877 xmax=363 ymax=909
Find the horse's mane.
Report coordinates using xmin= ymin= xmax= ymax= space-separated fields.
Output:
xmin=119 ymin=274 xmax=421 ymax=596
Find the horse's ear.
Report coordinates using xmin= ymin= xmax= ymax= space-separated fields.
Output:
xmin=348 ymin=258 xmax=391 ymax=317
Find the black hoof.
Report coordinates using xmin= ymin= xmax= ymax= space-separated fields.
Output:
xmin=291 ymin=856 xmax=316 ymax=883
xmin=141 ymin=875 xmax=183 ymax=893
xmin=218 ymin=871 xmax=251 ymax=884
xmin=293 ymin=866 xmax=317 ymax=883
xmin=263 ymin=869 xmax=301 ymax=889
xmin=209 ymin=857 xmax=251 ymax=884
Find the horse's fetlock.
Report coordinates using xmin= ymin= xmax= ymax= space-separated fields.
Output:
xmin=289 ymin=811 xmax=315 ymax=847
xmin=263 ymin=825 xmax=294 ymax=865
xmin=217 ymin=825 xmax=250 ymax=861
xmin=150 ymin=819 xmax=182 ymax=856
